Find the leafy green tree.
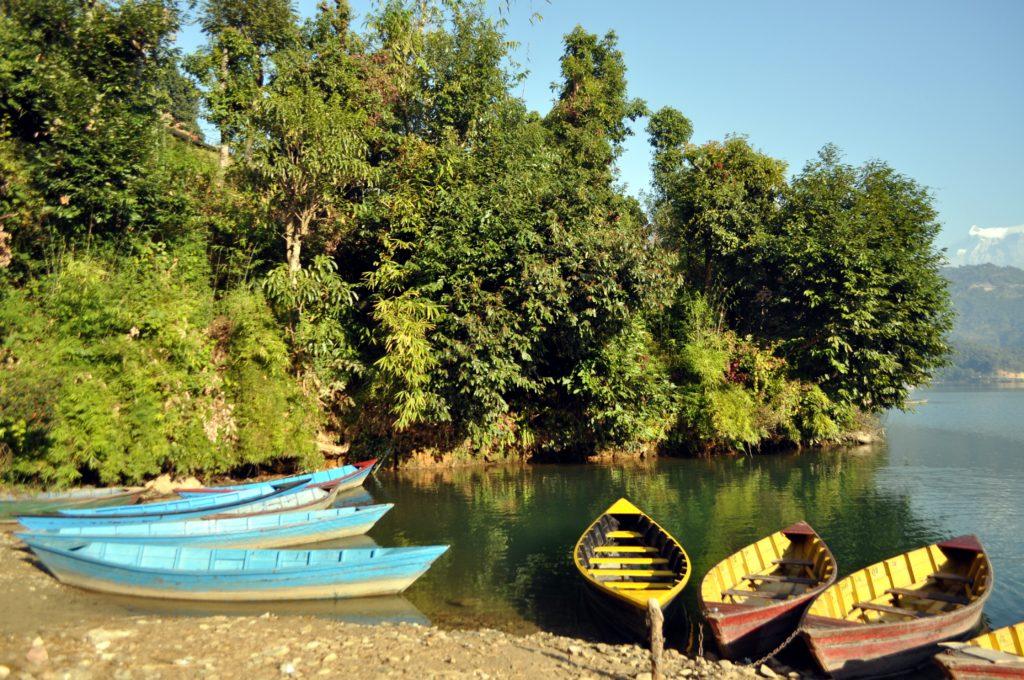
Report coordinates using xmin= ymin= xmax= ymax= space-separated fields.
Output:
xmin=761 ymin=146 xmax=952 ymax=410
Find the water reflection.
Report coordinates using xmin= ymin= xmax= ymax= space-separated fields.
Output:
xmin=372 ymin=420 xmax=1021 ymax=637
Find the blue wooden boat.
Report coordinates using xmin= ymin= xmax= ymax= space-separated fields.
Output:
xmin=1 ymin=487 xmax=145 ymax=521
xmin=59 ymin=483 xmax=278 ymax=517
xmin=21 ymin=539 xmax=449 ymax=601
xmin=178 ymin=459 xmax=378 ymax=497
xmin=18 ymin=484 xmax=338 ymax=530
xmin=17 ymin=504 xmax=392 ymax=549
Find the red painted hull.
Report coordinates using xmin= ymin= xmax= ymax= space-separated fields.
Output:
xmin=801 ymin=599 xmax=988 ymax=679
xmin=703 ymin=590 xmax=819 ymax=660
xmin=935 ymin=652 xmax=1024 ymax=680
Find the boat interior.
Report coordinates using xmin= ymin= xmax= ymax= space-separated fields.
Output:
xmin=806 ymin=537 xmax=991 ymax=624
xmin=576 ymin=500 xmax=688 ymax=605
xmin=700 ymin=523 xmax=835 ymax=607
xmin=966 ymin=621 xmax=1024 ymax=657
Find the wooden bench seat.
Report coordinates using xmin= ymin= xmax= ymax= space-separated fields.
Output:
xmin=853 ymin=601 xmax=924 ymax=618
xmin=606 ymin=530 xmax=643 ymax=539
xmin=590 ymin=557 xmax=668 ymax=566
xmin=743 ymin=573 xmax=818 ymax=585
xmin=722 ymin=588 xmax=789 ymax=601
xmin=886 ymin=587 xmax=969 ymax=605
xmin=605 ymin=581 xmax=673 ymax=590
xmin=594 ymin=545 xmax=657 ymax=554
xmin=589 ymin=568 xmax=675 ymax=578
xmin=928 ymin=572 xmax=973 ymax=585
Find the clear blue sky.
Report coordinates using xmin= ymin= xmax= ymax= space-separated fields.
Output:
xmin=177 ymin=0 xmax=1024 ymax=252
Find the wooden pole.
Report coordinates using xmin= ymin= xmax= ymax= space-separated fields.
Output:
xmin=647 ymin=598 xmax=664 ymax=680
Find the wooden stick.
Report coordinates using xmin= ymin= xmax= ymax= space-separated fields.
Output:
xmin=647 ymin=598 xmax=664 ymax=680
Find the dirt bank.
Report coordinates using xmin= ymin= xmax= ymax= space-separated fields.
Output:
xmin=0 ymin=533 xmax=806 ymax=679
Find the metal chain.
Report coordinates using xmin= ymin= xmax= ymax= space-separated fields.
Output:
xmin=744 ymin=626 xmax=802 ymax=669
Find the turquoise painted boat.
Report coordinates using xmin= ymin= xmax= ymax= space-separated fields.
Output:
xmin=22 ymin=539 xmax=449 ymax=601
xmin=17 ymin=504 xmax=392 ymax=549
xmin=178 ymin=459 xmax=378 ymax=497
xmin=18 ymin=484 xmax=338 ymax=530
xmin=1 ymin=487 xmax=144 ymax=521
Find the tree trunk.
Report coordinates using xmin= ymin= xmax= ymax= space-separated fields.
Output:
xmin=286 ymin=221 xmax=302 ymax=278
xmin=217 ymin=46 xmax=230 ymax=175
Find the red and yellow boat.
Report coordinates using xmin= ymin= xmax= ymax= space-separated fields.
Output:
xmin=935 ymin=621 xmax=1024 ymax=679
xmin=699 ymin=521 xmax=837 ymax=660
xmin=800 ymin=535 xmax=993 ymax=678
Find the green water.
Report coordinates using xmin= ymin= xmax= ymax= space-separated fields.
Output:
xmin=366 ymin=385 xmax=1023 ymax=635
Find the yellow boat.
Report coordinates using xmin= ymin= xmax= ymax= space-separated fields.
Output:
xmin=800 ymin=535 xmax=993 ymax=678
xmin=935 ymin=621 xmax=1024 ymax=679
xmin=699 ymin=521 xmax=837 ymax=660
xmin=573 ymin=498 xmax=690 ymax=640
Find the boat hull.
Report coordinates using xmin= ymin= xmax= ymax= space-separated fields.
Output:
xmin=18 ymin=505 xmax=392 ymax=549
xmin=18 ymin=485 xmax=334 ymax=530
xmin=935 ymin=653 xmax=1024 ymax=680
xmin=582 ymin=578 xmax=682 ymax=643
xmin=698 ymin=522 xmax=837 ymax=661
xmin=24 ymin=542 xmax=448 ymax=602
xmin=802 ymin=604 xmax=986 ymax=679
xmin=704 ymin=594 xmax=815 ymax=660
xmin=1 ymin=488 xmax=144 ymax=520
xmin=179 ymin=460 xmax=377 ymax=496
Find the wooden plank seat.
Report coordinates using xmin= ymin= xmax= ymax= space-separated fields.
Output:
xmin=593 ymin=545 xmax=658 ymax=554
xmin=772 ymin=558 xmax=814 ymax=567
xmin=606 ymin=530 xmax=644 ymax=539
xmin=588 ymin=568 xmax=675 ymax=577
xmin=605 ymin=581 xmax=674 ymax=590
xmin=722 ymin=588 xmax=789 ymax=601
xmin=927 ymin=572 xmax=973 ymax=585
xmin=743 ymin=573 xmax=818 ymax=585
xmin=590 ymin=557 xmax=668 ymax=565
xmin=886 ymin=587 xmax=969 ymax=605
xmin=853 ymin=601 xmax=924 ymax=618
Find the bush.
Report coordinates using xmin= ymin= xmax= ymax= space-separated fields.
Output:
xmin=0 ymin=243 xmax=320 ymax=486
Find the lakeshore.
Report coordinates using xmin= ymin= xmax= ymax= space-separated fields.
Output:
xmin=0 ymin=535 xmax=789 ymax=680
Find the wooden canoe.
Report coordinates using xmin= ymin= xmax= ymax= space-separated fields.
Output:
xmin=17 ymin=484 xmax=332 ymax=530
xmin=935 ymin=622 xmax=1024 ymax=679
xmin=16 ymin=503 xmax=393 ymax=549
xmin=800 ymin=535 xmax=993 ymax=679
xmin=699 ymin=521 xmax=837 ymax=660
xmin=177 ymin=459 xmax=378 ymax=496
xmin=574 ymin=498 xmax=690 ymax=641
xmin=21 ymin=539 xmax=449 ymax=601
xmin=1 ymin=487 xmax=144 ymax=521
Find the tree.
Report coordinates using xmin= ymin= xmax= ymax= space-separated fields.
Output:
xmin=762 ymin=146 xmax=952 ymax=410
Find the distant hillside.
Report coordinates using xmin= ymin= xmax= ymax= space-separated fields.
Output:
xmin=941 ymin=264 xmax=1024 ymax=382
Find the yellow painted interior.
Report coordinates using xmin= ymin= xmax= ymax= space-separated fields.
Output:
xmin=700 ymin=525 xmax=834 ymax=606
xmin=573 ymin=498 xmax=690 ymax=610
xmin=967 ymin=621 xmax=1024 ymax=657
xmin=806 ymin=541 xmax=990 ymax=624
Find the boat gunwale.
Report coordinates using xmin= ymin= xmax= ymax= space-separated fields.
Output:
xmin=18 ymin=503 xmax=394 ymax=540
xmin=798 ymin=536 xmax=994 ymax=677
xmin=23 ymin=540 xmax=450 ymax=579
xmin=698 ymin=521 xmax=839 ymax=622
xmin=573 ymin=498 xmax=691 ymax=612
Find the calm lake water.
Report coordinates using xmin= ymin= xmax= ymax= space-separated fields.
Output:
xmin=17 ymin=387 xmax=1022 ymax=644
xmin=365 ymin=385 xmax=1023 ymax=636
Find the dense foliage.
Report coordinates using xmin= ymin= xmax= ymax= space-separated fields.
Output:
xmin=0 ymin=0 xmax=952 ymax=485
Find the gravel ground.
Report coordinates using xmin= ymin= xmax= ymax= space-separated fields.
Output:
xmin=0 ymin=530 xmax=808 ymax=679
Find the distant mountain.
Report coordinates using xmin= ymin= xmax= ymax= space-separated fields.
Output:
xmin=948 ymin=224 xmax=1024 ymax=268
xmin=940 ymin=264 xmax=1024 ymax=382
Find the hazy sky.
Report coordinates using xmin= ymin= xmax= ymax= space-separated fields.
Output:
xmin=177 ymin=0 xmax=1024 ymax=253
